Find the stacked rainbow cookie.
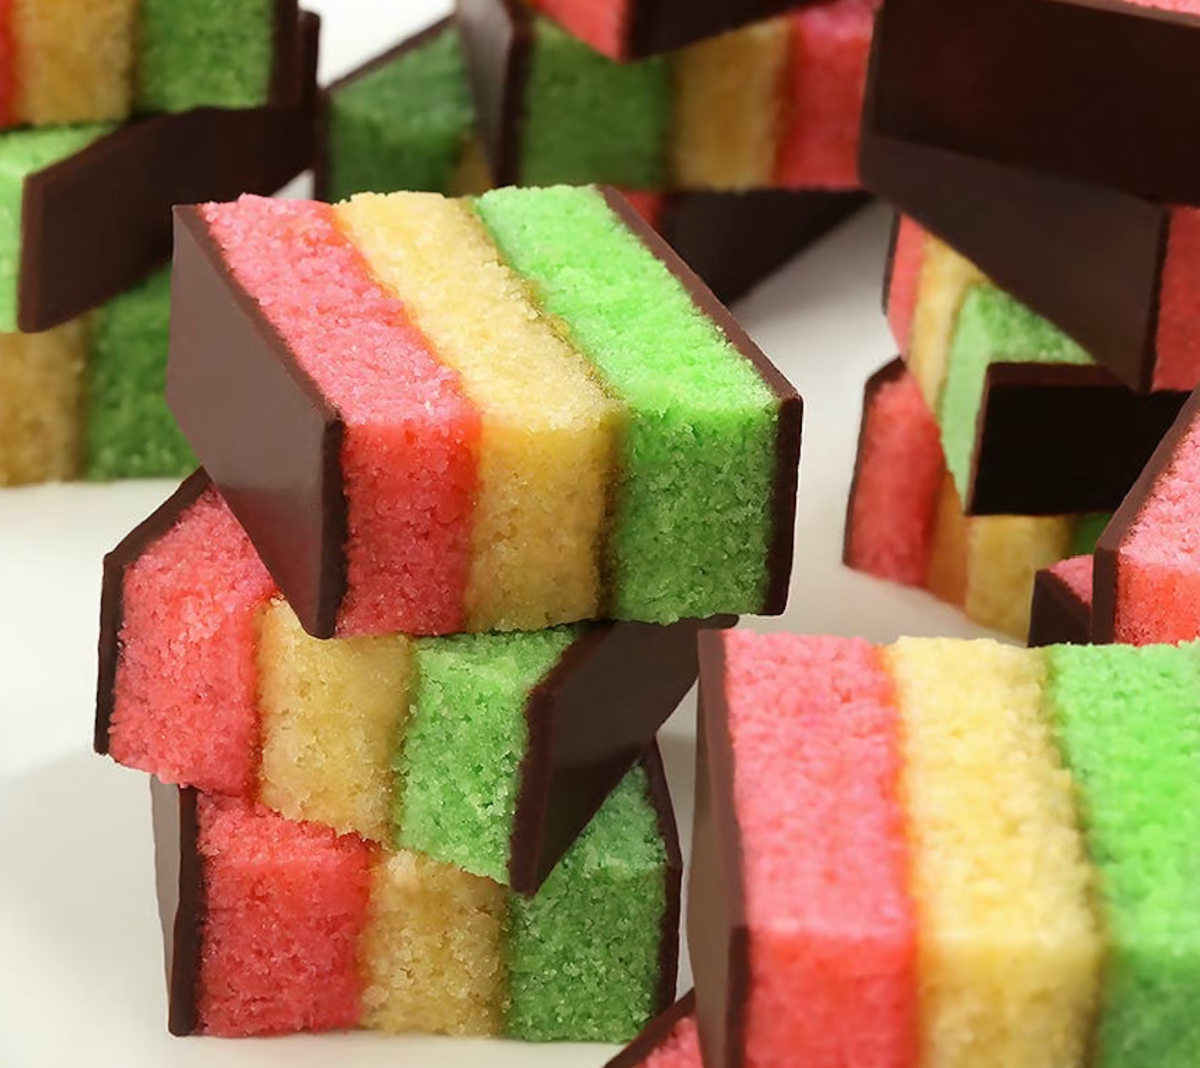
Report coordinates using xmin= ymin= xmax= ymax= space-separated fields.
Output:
xmin=95 ymin=185 xmax=803 ymax=1040
xmin=0 ymin=0 xmax=318 ymax=486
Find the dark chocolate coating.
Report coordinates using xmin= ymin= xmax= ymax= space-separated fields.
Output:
xmin=868 ymin=0 xmax=1200 ymax=204
xmin=641 ymin=740 xmax=684 ymax=1015
xmin=861 ymin=116 xmax=1170 ymax=393
xmin=166 ymin=209 xmax=347 ymax=639
xmin=267 ymin=0 xmax=304 ymax=108
xmin=1092 ymin=384 xmax=1200 ymax=643
xmin=151 ymin=779 xmax=204 ymax=1037
xmin=967 ymin=363 xmax=1185 ymax=515
xmin=623 ymin=0 xmax=804 ymax=59
xmin=1028 ymin=566 xmax=1093 ymax=648
xmin=689 ymin=630 xmax=749 ymax=1068
xmin=17 ymin=11 xmax=319 ymax=333
xmin=600 ymin=188 xmax=803 ymax=616
xmin=603 ymin=991 xmax=697 ymax=1068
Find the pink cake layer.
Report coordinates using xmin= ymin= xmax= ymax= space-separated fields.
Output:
xmin=1048 ymin=554 xmax=1093 ymax=606
xmin=847 ymin=368 xmax=943 ymax=585
xmin=637 ymin=1012 xmax=702 ymax=1068
xmin=1154 ymin=208 xmax=1200 ymax=391
xmin=621 ymin=189 xmax=666 ymax=231
xmin=887 ymin=217 xmax=924 ymax=354
xmin=775 ymin=0 xmax=875 ymax=189
xmin=200 ymin=196 xmax=482 ymax=637
xmin=722 ymin=630 xmax=917 ymax=1068
xmin=197 ymin=793 xmax=374 ymax=1037
xmin=108 ymin=489 xmax=274 ymax=795
xmin=531 ymin=0 xmax=626 ymax=56
xmin=1114 ymin=414 xmax=1200 ymax=643
xmin=0 ymin=0 xmax=13 ymax=128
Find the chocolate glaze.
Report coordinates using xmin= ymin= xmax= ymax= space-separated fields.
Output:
xmin=603 ymin=991 xmax=697 ymax=1068
xmin=1092 ymin=384 xmax=1200 ymax=643
xmin=869 ymin=0 xmax=1200 ymax=204
xmin=16 ymin=11 xmax=319 ymax=333
xmin=967 ymin=362 xmax=1185 ymax=515
xmin=94 ymin=471 xmax=212 ymax=755
xmin=1028 ymin=566 xmax=1093 ymax=648
xmin=512 ymin=615 xmax=732 ymax=895
xmin=151 ymin=780 xmax=204 ymax=1037
xmin=689 ymin=630 xmax=749 ymax=1068
xmin=601 ymin=187 xmax=803 ymax=616
xmin=861 ymin=113 xmax=1170 ymax=392
xmin=267 ymin=0 xmax=303 ymax=107
xmin=166 ymin=208 xmax=348 ymax=640
xmin=641 ymin=740 xmax=684 ymax=1016
xmin=625 ymin=0 xmax=804 ymax=59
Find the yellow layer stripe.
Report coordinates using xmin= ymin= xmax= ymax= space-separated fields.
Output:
xmin=885 ymin=638 xmax=1102 ymax=1068
xmin=335 ymin=192 xmax=620 ymax=632
xmin=13 ymin=0 xmax=135 ymax=125
xmin=965 ymin=516 xmax=1072 ymax=639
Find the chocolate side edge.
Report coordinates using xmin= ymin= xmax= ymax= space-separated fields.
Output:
xmin=94 ymin=471 xmax=213 ymax=755
xmin=602 ymin=992 xmax=697 ymax=1068
xmin=1028 ymin=567 xmax=1092 ymax=648
xmin=600 ymin=186 xmax=802 ymax=617
xmin=632 ymin=0 xmax=805 ymax=58
xmin=268 ymin=0 xmax=303 ymax=106
xmin=640 ymin=738 xmax=683 ymax=1016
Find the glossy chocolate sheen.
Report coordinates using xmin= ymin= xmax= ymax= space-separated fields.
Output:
xmin=153 ymin=746 xmax=680 ymax=1036
xmin=689 ymin=631 xmax=749 ymax=1068
xmin=861 ymin=119 xmax=1169 ymax=393
xmin=967 ymin=363 xmax=1185 ymax=515
xmin=603 ymin=991 xmax=697 ymax=1068
xmin=17 ymin=11 xmax=319 ymax=333
xmin=1028 ymin=566 xmax=1093 ymax=647
xmin=1092 ymin=383 xmax=1200 ymax=643
xmin=869 ymin=0 xmax=1200 ymax=203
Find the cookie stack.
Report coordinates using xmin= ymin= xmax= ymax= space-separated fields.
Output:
xmin=846 ymin=0 xmax=1200 ymax=636
xmin=93 ymin=184 xmax=802 ymax=1040
xmin=0 ymin=0 xmax=317 ymax=486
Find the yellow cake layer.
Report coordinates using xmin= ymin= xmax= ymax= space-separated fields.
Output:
xmin=335 ymin=193 xmax=620 ymax=632
xmin=671 ymin=19 xmax=790 ymax=190
xmin=965 ymin=516 xmax=1072 ymax=639
xmin=0 ymin=321 xmax=87 ymax=485
xmin=361 ymin=850 xmax=508 ymax=1036
xmin=13 ymin=0 xmax=136 ymax=124
xmin=908 ymin=236 xmax=986 ymax=410
xmin=885 ymin=639 xmax=1102 ymax=1068
xmin=926 ymin=471 xmax=969 ymax=608
xmin=448 ymin=136 xmax=495 ymax=197
xmin=257 ymin=599 xmax=411 ymax=843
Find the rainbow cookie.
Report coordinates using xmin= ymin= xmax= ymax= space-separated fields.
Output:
xmin=153 ymin=746 xmax=680 ymax=1039
xmin=167 ymin=187 xmax=799 ymax=639
xmin=869 ymin=0 xmax=1200 ymax=203
xmin=845 ymin=359 xmax=1106 ymax=638
xmin=694 ymin=627 xmax=1200 ymax=1068
xmin=601 ymin=993 xmax=700 ymax=1068
xmin=457 ymin=0 xmax=873 ymax=191
xmin=1029 ymin=556 xmax=1093 ymax=648
xmin=0 ymin=0 xmax=301 ymax=130
xmin=97 ymin=472 xmax=718 ymax=892
xmin=886 ymin=219 xmax=1186 ymax=515
xmin=0 ymin=11 xmax=317 ymax=334
xmin=316 ymin=17 xmax=868 ymax=305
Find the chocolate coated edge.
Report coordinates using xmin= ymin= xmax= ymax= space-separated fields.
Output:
xmin=168 ymin=206 xmax=348 ymax=639
xmin=640 ymin=739 xmax=684 ymax=1016
xmin=1092 ymin=384 xmax=1200 ymax=642
xmin=880 ymin=210 xmax=902 ymax=321
xmin=151 ymin=779 xmax=204 ymax=1036
xmin=1028 ymin=567 xmax=1092 ymax=648
xmin=690 ymin=630 xmax=748 ymax=1068
xmin=94 ymin=471 xmax=213 ymax=755
xmin=600 ymin=187 xmax=802 ymax=616
xmin=603 ymin=991 xmax=697 ymax=1068
xmin=627 ymin=0 xmax=803 ymax=58
xmin=843 ymin=357 xmax=908 ymax=565
xmin=965 ymin=362 xmax=1186 ymax=515
xmin=509 ymin=615 xmax=734 ymax=895
xmin=268 ymin=0 xmax=303 ymax=106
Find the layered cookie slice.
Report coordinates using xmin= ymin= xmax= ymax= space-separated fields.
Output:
xmin=695 ymin=629 xmax=1200 ymax=1068
xmin=167 ymin=187 xmax=799 ymax=639
xmin=97 ymin=472 xmax=718 ymax=892
xmin=1029 ymin=556 xmax=1093 ymax=648
xmin=153 ymin=747 xmax=680 ymax=1040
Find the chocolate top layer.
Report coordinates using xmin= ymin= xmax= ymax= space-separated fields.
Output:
xmin=641 ymin=739 xmax=685 ymax=1016
xmin=604 ymin=991 xmax=697 ymax=1068
xmin=1028 ymin=566 xmax=1093 ymax=648
xmin=600 ymin=187 xmax=803 ymax=616
xmin=625 ymin=0 xmax=800 ymax=58
xmin=268 ymin=0 xmax=304 ymax=106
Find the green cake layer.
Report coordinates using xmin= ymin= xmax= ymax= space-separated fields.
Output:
xmin=940 ymin=285 xmax=1092 ymax=502
xmin=324 ymin=29 xmax=476 ymax=202
xmin=136 ymin=0 xmax=276 ymax=112
xmin=506 ymin=765 xmax=668 ymax=1041
xmin=475 ymin=184 xmax=777 ymax=621
xmin=85 ymin=268 xmax=194 ymax=480
xmin=520 ymin=21 xmax=670 ymax=189
xmin=395 ymin=627 xmax=580 ymax=883
xmin=0 ymin=125 xmax=111 ymax=332
xmin=1044 ymin=643 xmax=1200 ymax=1068
xmin=1069 ymin=512 xmax=1112 ymax=557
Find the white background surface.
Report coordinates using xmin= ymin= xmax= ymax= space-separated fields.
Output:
xmin=0 ymin=2 xmax=992 ymax=1064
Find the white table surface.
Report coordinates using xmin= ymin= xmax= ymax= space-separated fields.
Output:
xmin=0 ymin=2 xmax=993 ymax=1064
